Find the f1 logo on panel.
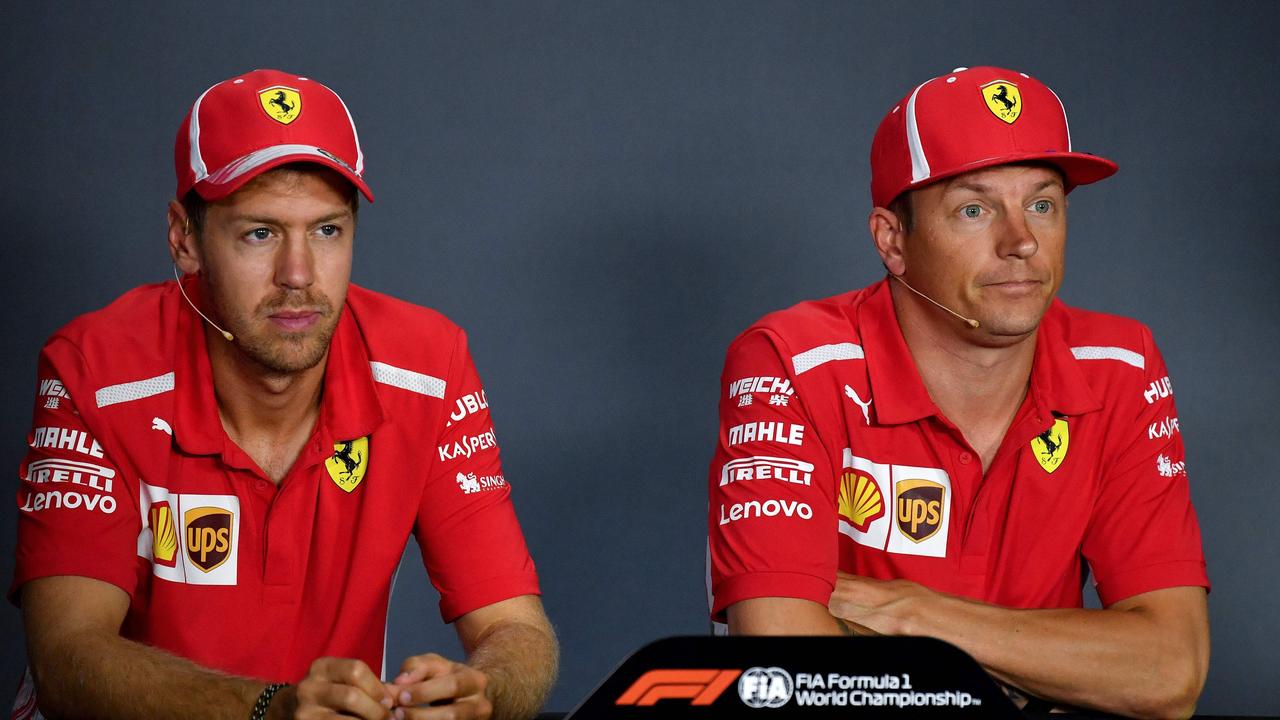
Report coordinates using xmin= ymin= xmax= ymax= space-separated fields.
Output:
xmin=615 ymin=669 xmax=741 ymax=706
xmin=837 ymin=450 xmax=951 ymax=558
xmin=138 ymin=482 xmax=240 ymax=585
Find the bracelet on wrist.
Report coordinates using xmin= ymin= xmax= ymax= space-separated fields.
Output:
xmin=251 ymin=682 xmax=288 ymax=720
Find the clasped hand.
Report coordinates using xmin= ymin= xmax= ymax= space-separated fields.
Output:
xmin=291 ymin=653 xmax=491 ymax=719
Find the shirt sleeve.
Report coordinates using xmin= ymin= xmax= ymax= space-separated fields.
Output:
xmin=708 ymin=329 xmax=838 ymax=622
xmin=415 ymin=329 xmax=540 ymax=623
xmin=1083 ymin=328 xmax=1209 ymax=606
xmin=10 ymin=338 xmax=142 ymax=604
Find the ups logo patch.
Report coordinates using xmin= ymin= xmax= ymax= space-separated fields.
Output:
xmin=184 ymin=506 xmax=233 ymax=573
xmin=895 ymin=479 xmax=945 ymax=543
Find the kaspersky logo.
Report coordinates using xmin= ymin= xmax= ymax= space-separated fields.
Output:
xmin=615 ymin=669 xmax=741 ymax=706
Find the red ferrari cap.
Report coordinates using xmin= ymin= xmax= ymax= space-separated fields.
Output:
xmin=174 ymin=69 xmax=373 ymax=202
xmin=869 ymin=66 xmax=1116 ymax=208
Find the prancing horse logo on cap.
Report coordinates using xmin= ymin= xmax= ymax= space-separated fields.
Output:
xmin=259 ymin=86 xmax=302 ymax=125
xmin=980 ymin=80 xmax=1022 ymax=124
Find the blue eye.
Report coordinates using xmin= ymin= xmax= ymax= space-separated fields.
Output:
xmin=1032 ymin=200 xmax=1052 ymax=214
xmin=318 ymin=224 xmax=340 ymax=237
xmin=248 ymin=228 xmax=271 ymax=241
xmin=962 ymin=205 xmax=982 ymax=218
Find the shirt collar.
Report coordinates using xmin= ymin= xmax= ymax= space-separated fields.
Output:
xmin=172 ymin=277 xmax=385 ymax=458
xmin=858 ymin=279 xmax=1102 ymax=426
xmin=860 ymin=278 xmax=940 ymax=425
xmin=1027 ymin=299 xmax=1104 ymax=418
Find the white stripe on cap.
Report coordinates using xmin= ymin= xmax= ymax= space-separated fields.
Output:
xmin=187 ymin=82 xmax=220 ymax=183
xmin=1070 ymin=345 xmax=1144 ymax=370
xmin=318 ymin=80 xmax=365 ymax=175
xmin=370 ymin=361 xmax=445 ymax=398
xmin=792 ymin=342 xmax=865 ymax=375
xmin=905 ymin=78 xmax=936 ymax=183
xmin=95 ymin=372 xmax=175 ymax=408
xmin=1047 ymin=86 xmax=1073 ymax=151
xmin=202 ymin=144 xmax=351 ymax=187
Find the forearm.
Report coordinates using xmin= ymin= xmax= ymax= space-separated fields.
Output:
xmin=465 ymin=620 xmax=558 ymax=720
xmin=903 ymin=593 xmax=1202 ymax=718
xmin=30 ymin=628 xmax=281 ymax=720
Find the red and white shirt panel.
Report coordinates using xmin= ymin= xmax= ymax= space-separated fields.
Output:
xmin=708 ymin=279 xmax=1207 ymax=621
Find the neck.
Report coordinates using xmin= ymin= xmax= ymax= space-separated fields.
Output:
xmin=204 ymin=325 xmax=326 ymax=452
xmin=888 ymin=280 xmax=1036 ymax=427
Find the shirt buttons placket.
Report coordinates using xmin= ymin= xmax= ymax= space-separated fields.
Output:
xmin=959 ymin=451 xmax=973 ymax=464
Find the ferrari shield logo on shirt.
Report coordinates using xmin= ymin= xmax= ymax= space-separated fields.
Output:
xmin=184 ymin=506 xmax=234 ymax=573
xmin=1030 ymin=418 xmax=1070 ymax=473
xmin=326 ymin=437 xmax=369 ymax=492
xmin=149 ymin=502 xmax=178 ymax=568
xmin=258 ymin=86 xmax=302 ymax=124
xmin=981 ymin=80 xmax=1022 ymax=124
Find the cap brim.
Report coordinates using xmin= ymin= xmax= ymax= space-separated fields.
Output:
xmin=900 ymin=150 xmax=1118 ymax=200
xmin=194 ymin=144 xmax=374 ymax=203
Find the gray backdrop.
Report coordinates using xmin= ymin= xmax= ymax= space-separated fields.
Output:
xmin=3 ymin=1 xmax=1277 ymax=715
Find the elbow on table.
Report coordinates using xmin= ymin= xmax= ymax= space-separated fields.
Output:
xmin=1123 ymin=656 xmax=1206 ymax=720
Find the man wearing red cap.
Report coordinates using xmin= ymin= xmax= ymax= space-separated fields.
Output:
xmin=12 ymin=70 xmax=557 ymax=720
xmin=708 ymin=67 xmax=1209 ymax=717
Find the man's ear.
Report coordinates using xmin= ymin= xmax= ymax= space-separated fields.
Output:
xmin=167 ymin=200 xmax=201 ymax=274
xmin=868 ymin=207 xmax=907 ymax=277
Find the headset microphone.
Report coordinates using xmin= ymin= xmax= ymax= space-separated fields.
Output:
xmin=890 ymin=274 xmax=981 ymax=329
xmin=173 ymin=265 xmax=234 ymax=341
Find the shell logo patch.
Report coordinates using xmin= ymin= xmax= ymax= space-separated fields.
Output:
xmin=259 ymin=86 xmax=302 ymax=125
xmin=326 ymin=437 xmax=369 ymax=492
xmin=1031 ymin=418 xmax=1069 ymax=473
xmin=980 ymin=80 xmax=1021 ymax=124
xmin=148 ymin=502 xmax=178 ymax=568
xmin=184 ymin=506 xmax=234 ymax=573
xmin=838 ymin=470 xmax=885 ymax=533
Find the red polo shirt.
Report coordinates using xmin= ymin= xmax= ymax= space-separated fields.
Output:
xmin=11 ymin=278 xmax=539 ymax=682
xmin=708 ymin=279 xmax=1207 ymax=621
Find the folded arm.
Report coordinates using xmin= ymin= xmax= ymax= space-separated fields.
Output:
xmin=23 ymin=576 xmax=271 ymax=720
xmin=828 ymin=574 xmax=1208 ymax=719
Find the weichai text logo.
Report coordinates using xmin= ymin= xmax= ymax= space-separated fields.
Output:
xmin=184 ymin=506 xmax=233 ymax=572
xmin=615 ymin=669 xmax=742 ymax=706
xmin=895 ymin=479 xmax=944 ymax=542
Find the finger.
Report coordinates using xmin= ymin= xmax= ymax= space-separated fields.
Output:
xmin=296 ymin=680 xmax=392 ymax=720
xmin=399 ymin=695 xmax=493 ymax=720
xmin=394 ymin=653 xmax=454 ymax=686
xmin=311 ymin=658 xmax=395 ymax=708
xmin=397 ymin=666 xmax=488 ymax=707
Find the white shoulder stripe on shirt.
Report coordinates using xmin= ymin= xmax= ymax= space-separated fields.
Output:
xmin=792 ymin=342 xmax=864 ymax=375
xmin=370 ymin=361 xmax=446 ymax=399
xmin=1070 ymin=345 xmax=1144 ymax=370
xmin=95 ymin=372 xmax=175 ymax=408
